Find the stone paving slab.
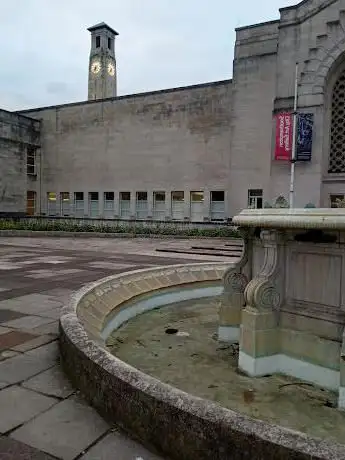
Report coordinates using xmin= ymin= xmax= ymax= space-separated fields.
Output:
xmin=0 ymin=341 xmax=57 ymax=384
xmin=0 ymin=309 xmax=26 ymax=323
xmin=0 ymin=435 xmax=57 ymax=460
xmin=11 ymin=396 xmax=110 ymax=460
xmin=0 ymin=296 xmax=63 ymax=314
xmin=25 ymin=321 xmax=60 ymax=337
xmin=0 ymin=325 xmax=12 ymax=335
xmin=80 ymin=431 xmax=164 ymax=460
xmin=22 ymin=366 xmax=75 ymax=399
xmin=0 ymin=331 xmax=37 ymax=351
xmin=2 ymin=315 xmax=55 ymax=330
xmin=0 ymin=386 xmax=57 ymax=433
xmin=10 ymin=334 xmax=56 ymax=353
xmin=0 ymin=350 xmax=20 ymax=361
xmin=35 ymin=308 xmax=62 ymax=320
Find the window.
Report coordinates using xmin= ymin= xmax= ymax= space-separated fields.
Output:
xmin=75 ymin=192 xmax=84 ymax=201
xmin=171 ymin=191 xmax=184 ymax=220
xmin=119 ymin=192 xmax=131 ymax=218
xmin=171 ymin=191 xmax=184 ymax=202
xmin=210 ymin=191 xmax=225 ymax=220
xmin=136 ymin=192 xmax=148 ymax=219
xmin=104 ymin=191 xmax=114 ymax=201
xmin=330 ymin=194 xmax=345 ymax=208
xmin=248 ymin=189 xmax=263 ymax=209
xmin=89 ymin=192 xmax=99 ymax=218
xmin=190 ymin=191 xmax=204 ymax=222
xmin=153 ymin=191 xmax=165 ymax=220
xmin=74 ymin=192 xmax=84 ymax=217
xmin=104 ymin=192 xmax=114 ymax=212
xmin=89 ymin=192 xmax=98 ymax=201
xmin=120 ymin=192 xmax=130 ymax=201
xmin=27 ymin=146 xmax=36 ymax=176
xmin=47 ymin=192 xmax=57 ymax=216
xmin=108 ymin=37 xmax=112 ymax=49
xmin=60 ymin=192 xmax=70 ymax=216
xmin=190 ymin=191 xmax=204 ymax=202
xmin=329 ymin=69 xmax=345 ymax=173
xmin=96 ymin=36 xmax=100 ymax=48
xmin=26 ymin=191 xmax=36 ymax=216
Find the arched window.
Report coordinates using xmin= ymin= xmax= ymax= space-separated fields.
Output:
xmin=329 ymin=69 xmax=345 ymax=173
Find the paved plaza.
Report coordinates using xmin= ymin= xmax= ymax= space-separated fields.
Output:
xmin=0 ymin=236 xmax=232 ymax=460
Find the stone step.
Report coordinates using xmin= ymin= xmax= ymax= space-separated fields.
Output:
xmin=155 ymin=248 xmax=239 ymax=258
xmin=190 ymin=245 xmax=243 ymax=253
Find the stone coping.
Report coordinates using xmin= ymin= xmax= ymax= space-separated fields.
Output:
xmin=59 ymin=263 xmax=345 ymax=460
xmin=233 ymin=208 xmax=345 ymax=230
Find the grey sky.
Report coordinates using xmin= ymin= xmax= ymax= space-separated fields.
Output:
xmin=0 ymin=0 xmax=297 ymax=111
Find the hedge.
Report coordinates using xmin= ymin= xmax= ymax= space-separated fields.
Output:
xmin=0 ymin=219 xmax=240 ymax=238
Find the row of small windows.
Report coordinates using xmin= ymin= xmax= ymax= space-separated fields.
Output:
xmin=27 ymin=190 xmax=264 ymax=218
xmin=41 ymin=190 xmax=226 ymax=221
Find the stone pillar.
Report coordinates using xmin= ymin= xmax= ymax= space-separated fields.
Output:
xmin=339 ymin=339 xmax=345 ymax=409
xmin=147 ymin=190 xmax=154 ymax=219
xmin=184 ymin=190 xmax=191 ymax=220
xmin=99 ymin=191 xmax=104 ymax=218
xmin=130 ymin=190 xmax=136 ymax=219
xmin=238 ymin=229 xmax=285 ymax=376
xmin=218 ymin=229 xmax=252 ymax=343
xmin=83 ymin=190 xmax=89 ymax=217
xmin=203 ymin=190 xmax=211 ymax=221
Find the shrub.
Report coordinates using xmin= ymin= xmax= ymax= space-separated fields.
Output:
xmin=0 ymin=218 xmax=241 ymax=238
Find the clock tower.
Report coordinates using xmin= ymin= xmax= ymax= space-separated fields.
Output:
xmin=87 ymin=22 xmax=119 ymax=100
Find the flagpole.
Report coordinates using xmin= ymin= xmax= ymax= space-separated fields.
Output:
xmin=289 ymin=62 xmax=299 ymax=209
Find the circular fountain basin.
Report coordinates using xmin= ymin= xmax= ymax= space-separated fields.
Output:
xmin=59 ymin=263 xmax=345 ymax=460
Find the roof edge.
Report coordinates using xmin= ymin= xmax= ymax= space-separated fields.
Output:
xmin=279 ymin=0 xmax=308 ymax=12
xmin=16 ymin=79 xmax=232 ymax=114
xmin=235 ymin=19 xmax=280 ymax=32
xmin=87 ymin=22 xmax=119 ymax=36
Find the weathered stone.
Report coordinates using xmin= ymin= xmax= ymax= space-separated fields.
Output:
xmin=22 ymin=365 xmax=75 ymax=399
xmin=11 ymin=396 xmax=109 ymax=460
xmin=0 ymin=435 xmax=56 ymax=460
xmin=0 ymin=386 xmax=57 ymax=433
xmin=80 ymin=431 xmax=163 ymax=460
xmin=2 ymin=315 xmax=54 ymax=330
xmin=0 ymin=331 xmax=37 ymax=351
xmin=0 ymin=342 xmax=57 ymax=384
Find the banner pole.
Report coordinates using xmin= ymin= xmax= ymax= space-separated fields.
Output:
xmin=289 ymin=62 xmax=299 ymax=208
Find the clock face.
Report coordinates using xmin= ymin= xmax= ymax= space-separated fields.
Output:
xmin=91 ymin=60 xmax=101 ymax=74
xmin=107 ymin=62 xmax=115 ymax=76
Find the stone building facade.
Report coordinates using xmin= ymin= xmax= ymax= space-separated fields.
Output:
xmin=2 ymin=0 xmax=345 ymax=220
xmin=0 ymin=110 xmax=40 ymax=216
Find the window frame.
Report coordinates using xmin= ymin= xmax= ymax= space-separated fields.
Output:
xmin=248 ymin=189 xmax=263 ymax=209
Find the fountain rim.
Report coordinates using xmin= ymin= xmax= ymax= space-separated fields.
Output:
xmin=233 ymin=207 xmax=345 ymax=230
xmin=58 ymin=263 xmax=345 ymax=460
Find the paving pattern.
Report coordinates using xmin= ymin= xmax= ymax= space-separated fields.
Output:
xmin=0 ymin=236 xmax=231 ymax=460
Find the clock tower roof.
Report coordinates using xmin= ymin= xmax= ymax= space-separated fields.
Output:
xmin=87 ymin=22 xmax=119 ymax=36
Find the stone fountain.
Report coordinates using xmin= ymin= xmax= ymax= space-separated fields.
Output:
xmin=59 ymin=207 xmax=345 ymax=459
xmin=219 ymin=208 xmax=345 ymax=409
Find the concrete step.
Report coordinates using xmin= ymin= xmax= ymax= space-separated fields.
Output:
xmin=191 ymin=245 xmax=243 ymax=253
xmin=155 ymin=248 xmax=239 ymax=258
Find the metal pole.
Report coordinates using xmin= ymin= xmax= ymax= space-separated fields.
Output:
xmin=289 ymin=62 xmax=299 ymax=208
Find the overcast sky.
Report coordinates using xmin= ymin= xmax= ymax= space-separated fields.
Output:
xmin=0 ymin=0 xmax=298 ymax=111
